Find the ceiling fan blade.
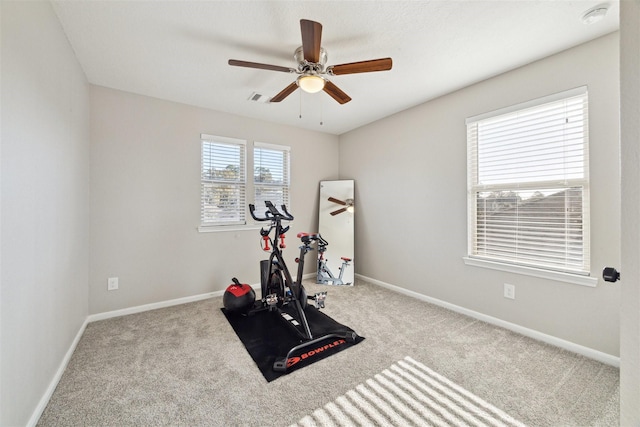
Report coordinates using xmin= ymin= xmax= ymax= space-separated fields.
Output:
xmin=300 ymin=19 xmax=322 ymax=63
xmin=270 ymin=82 xmax=299 ymax=103
xmin=228 ymin=59 xmax=294 ymax=73
xmin=330 ymin=207 xmax=347 ymax=216
xmin=328 ymin=197 xmax=347 ymax=206
xmin=323 ymin=80 xmax=352 ymax=104
xmin=329 ymin=58 xmax=393 ymax=75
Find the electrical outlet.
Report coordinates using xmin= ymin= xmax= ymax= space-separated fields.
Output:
xmin=108 ymin=277 xmax=119 ymax=291
xmin=504 ymin=283 xmax=515 ymax=300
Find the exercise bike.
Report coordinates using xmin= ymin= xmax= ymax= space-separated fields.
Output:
xmin=316 ymin=234 xmax=352 ymax=286
xmin=246 ymin=201 xmax=357 ymax=372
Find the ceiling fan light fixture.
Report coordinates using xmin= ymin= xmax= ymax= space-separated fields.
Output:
xmin=297 ymin=75 xmax=326 ymax=93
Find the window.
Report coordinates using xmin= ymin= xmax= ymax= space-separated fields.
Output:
xmin=200 ymin=134 xmax=246 ymax=226
xmin=466 ymin=87 xmax=590 ymax=277
xmin=199 ymin=137 xmax=291 ymax=230
xmin=254 ymin=142 xmax=290 ymax=210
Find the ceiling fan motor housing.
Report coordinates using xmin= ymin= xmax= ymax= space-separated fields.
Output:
xmin=294 ymin=46 xmax=327 ymax=75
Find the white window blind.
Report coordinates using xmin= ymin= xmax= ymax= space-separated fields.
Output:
xmin=466 ymin=87 xmax=590 ymax=275
xmin=200 ymin=135 xmax=246 ymax=226
xmin=254 ymin=142 xmax=290 ymax=210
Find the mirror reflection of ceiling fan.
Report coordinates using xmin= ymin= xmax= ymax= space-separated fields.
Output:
xmin=328 ymin=197 xmax=354 ymax=216
xmin=228 ymin=19 xmax=393 ymax=104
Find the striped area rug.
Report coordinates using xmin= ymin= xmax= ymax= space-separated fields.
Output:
xmin=293 ymin=356 xmax=526 ymax=427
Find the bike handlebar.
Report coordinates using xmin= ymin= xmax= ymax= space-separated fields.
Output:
xmin=249 ymin=201 xmax=294 ymax=222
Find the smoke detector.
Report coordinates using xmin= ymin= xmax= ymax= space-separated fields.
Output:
xmin=582 ymin=5 xmax=609 ymax=25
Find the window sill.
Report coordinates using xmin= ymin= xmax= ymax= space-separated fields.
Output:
xmin=198 ymin=225 xmax=263 ymax=233
xmin=462 ymin=257 xmax=598 ymax=287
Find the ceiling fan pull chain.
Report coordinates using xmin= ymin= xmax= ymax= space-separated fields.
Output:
xmin=299 ymin=90 xmax=302 ymax=119
xmin=320 ymin=96 xmax=323 ymax=126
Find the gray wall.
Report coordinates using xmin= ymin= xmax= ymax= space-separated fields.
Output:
xmin=1 ymin=1 xmax=90 ymax=425
xmin=619 ymin=1 xmax=640 ymax=423
xmin=339 ymin=33 xmax=620 ymax=356
xmin=89 ymin=86 xmax=339 ymax=314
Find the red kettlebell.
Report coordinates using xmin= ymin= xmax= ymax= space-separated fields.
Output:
xmin=223 ymin=277 xmax=256 ymax=313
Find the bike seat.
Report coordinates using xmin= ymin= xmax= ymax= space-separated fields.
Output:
xmin=297 ymin=232 xmax=319 ymax=239
xmin=341 ymin=257 xmax=352 ymax=262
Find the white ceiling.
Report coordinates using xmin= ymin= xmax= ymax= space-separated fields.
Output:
xmin=51 ymin=0 xmax=619 ymax=135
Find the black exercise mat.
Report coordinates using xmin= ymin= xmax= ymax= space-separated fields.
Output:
xmin=222 ymin=305 xmax=364 ymax=382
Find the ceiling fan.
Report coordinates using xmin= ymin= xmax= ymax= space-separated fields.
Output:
xmin=328 ymin=197 xmax=354 ymax=216
xmin=228 ymin=19 xmax=392 ymax=105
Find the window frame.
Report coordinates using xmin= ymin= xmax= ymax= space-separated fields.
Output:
xmin=464 ymin=87 xmax=597 ymax=287
xmin=198 ymin=136 xmax=292 ymax=232
xmin=199 ymin=134 xmax=247 ymax=229
xmin=253 ymin=141 xmax=291 ymax=216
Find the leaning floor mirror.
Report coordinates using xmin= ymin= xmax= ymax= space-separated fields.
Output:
xmin=318 ymin=180 xmax=355 ymax=285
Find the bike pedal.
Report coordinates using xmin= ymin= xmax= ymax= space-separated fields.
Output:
xmin=314 ymin=292 xmax=327 ymax=309
xmin=265 ymin=293 xmax=278 ymax=308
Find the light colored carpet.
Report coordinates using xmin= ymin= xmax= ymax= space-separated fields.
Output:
xmin=37 ymin=279 xmax=619 ymax=426
xmin=293 ymin=356 xmax=526 ymax=427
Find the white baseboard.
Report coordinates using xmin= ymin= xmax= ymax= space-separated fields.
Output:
xmin=356 ymin=273 xmax=620 ymax=368
xmin=27 ymin=317 xmax=89 ymax=427
xmin=88 ymin=272 xmax=316 ymax=323
xmin=87 ymin=290 xmax=225 ymax=322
